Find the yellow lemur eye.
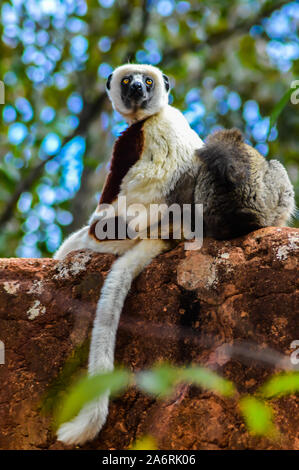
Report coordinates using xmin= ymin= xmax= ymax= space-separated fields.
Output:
xmin=146 ymin=79 xmax=153 ymax=85
xmin=122 ymin=78 xmax=129 ymax=85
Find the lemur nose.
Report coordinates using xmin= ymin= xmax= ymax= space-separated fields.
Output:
xmin=130 ymin=82 xmax=143 ymax=96
xmin=132 ymin=82 xmax=142 ymax=90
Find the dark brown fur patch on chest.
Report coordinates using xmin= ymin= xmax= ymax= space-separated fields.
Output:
xmin=99 ymin=120 xmax=145 ymax=205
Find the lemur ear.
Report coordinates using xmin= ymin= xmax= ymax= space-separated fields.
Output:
xmin=106 ymin=73 xmax=113 ymax=90
xmin=163 ymin=74 xmax=170 ymax=92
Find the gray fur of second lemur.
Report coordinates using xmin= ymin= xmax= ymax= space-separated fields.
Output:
xmin=194 ymin=128 xmax=295 ymax=240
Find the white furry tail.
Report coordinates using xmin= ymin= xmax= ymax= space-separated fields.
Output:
xmin=57 ymin=239 xmax=168 ymax=445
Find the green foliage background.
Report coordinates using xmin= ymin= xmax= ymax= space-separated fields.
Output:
xmin=0 ymin=0 xmax=298 ymax=257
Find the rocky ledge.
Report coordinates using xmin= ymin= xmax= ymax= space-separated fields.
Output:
xmin=0 ymin=227 xmax=298 ymax=450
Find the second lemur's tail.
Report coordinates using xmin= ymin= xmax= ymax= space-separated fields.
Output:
xmin=57 ymin=239 xmax=168 ymax=446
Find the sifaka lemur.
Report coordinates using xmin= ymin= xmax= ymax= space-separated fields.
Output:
xmin=55 ymin=64 xmax=295 ymax=445
xmin=196 ymin=128 xmax=295 ymax=239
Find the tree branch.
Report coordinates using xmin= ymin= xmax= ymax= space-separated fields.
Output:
xmin=163 ymin=0 xmax=289 ymax=62
xmin=0 ymin=92 xmax=107 ymax=228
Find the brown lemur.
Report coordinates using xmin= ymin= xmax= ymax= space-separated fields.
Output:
xmin=54 ymin=64 xmax=295 ymax=445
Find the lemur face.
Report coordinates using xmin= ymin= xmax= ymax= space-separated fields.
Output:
xmin=106 ymin=64 xmax=170 ymax=123
xmin=120 ymin=73 xmax=156 ymax=110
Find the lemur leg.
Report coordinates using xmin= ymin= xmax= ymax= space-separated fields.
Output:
xmin=57 ymin=238 xmax=169 ymax=445
xmin=54 ymin=225 xmax=137 ymax=260
xmin=274 ymin=190 xmax=297 ymax=227
xmin=265 ymin=160 xmax=296 ymax=227
xmin=53 ymin=226 xmax=90 ymax=260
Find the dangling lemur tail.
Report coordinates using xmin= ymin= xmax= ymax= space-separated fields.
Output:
xmin=57 ymin=239 xmax=168 ymax=446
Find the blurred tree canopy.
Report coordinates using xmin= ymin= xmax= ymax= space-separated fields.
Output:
xmin=0 ymin=0 xmax=298 ymax=258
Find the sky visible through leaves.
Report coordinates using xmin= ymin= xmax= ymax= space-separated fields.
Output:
xmin=0 ymin=0 xmax=298 ymax=257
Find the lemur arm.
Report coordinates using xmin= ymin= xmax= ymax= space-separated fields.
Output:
xmin=53 ymin=225 xmax=136 ymax=259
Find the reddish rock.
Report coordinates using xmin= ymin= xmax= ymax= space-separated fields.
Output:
xmin=0 ymin=227 xmax=298 ymax=450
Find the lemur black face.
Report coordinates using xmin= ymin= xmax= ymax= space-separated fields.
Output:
xmin=120 ymin=74 xmax=155 ymax=110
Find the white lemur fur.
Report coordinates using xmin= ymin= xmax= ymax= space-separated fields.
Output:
xmin=55 ymin=64 xmax=295 ymax=446
xmin=55 ymin=64 xmax=204 ymax=445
